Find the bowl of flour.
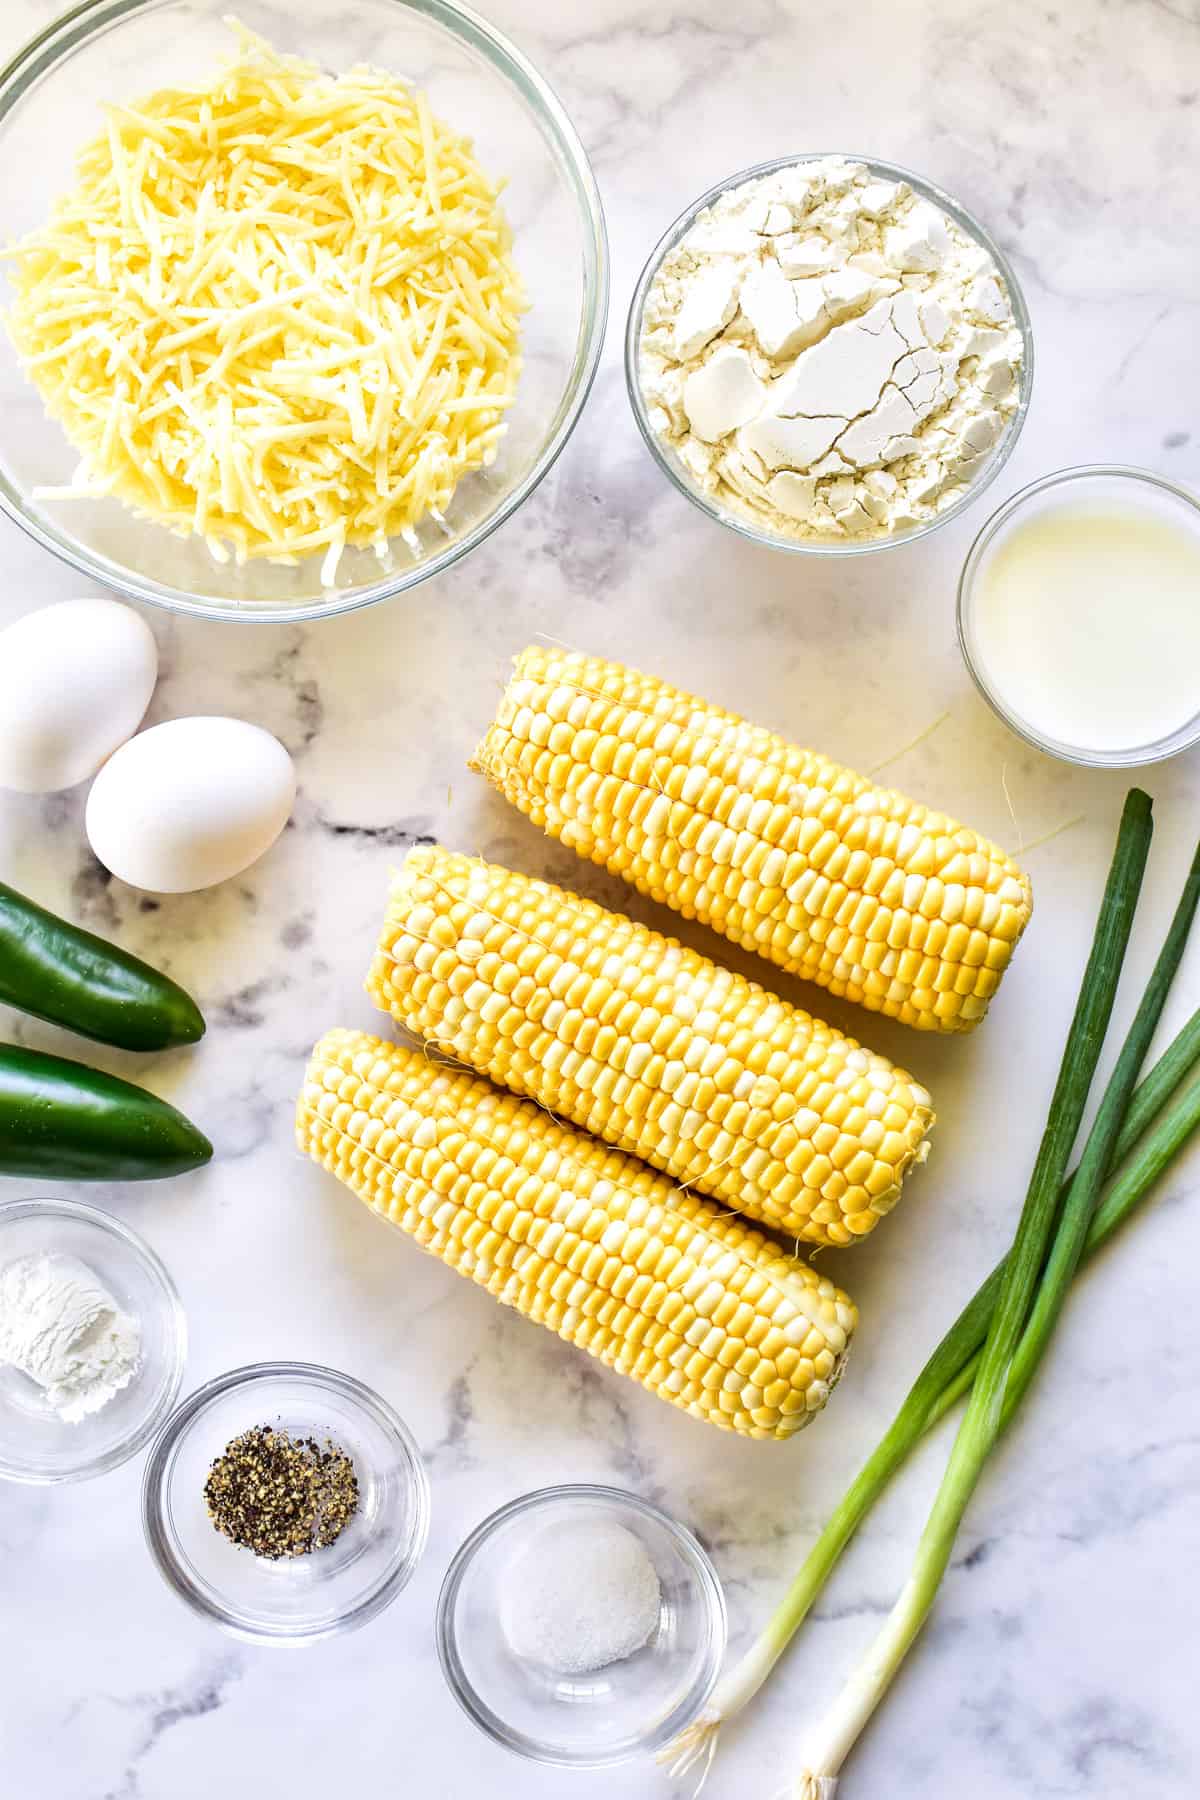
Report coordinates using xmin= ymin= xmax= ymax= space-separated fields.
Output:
xmin=627 ymin=154 xmax=1032 ymax=552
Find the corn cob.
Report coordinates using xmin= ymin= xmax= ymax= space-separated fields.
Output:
xmin=471 ymin=647 xmax=1033 ymax=1034
xmin=298 ymin=1028 xmax=857 ymax=1440
xmin=368 ymin=847 xmax=934 ymax=1248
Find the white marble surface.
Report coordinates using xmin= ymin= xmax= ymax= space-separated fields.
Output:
xmin=2 ymin=1 xmax=1199 ymax=1796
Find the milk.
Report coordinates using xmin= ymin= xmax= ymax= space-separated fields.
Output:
xmin=969 ymin=485 xmax=1200 ymax=757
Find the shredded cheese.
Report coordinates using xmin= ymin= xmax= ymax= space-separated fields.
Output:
xmin=4 ymin=24 xmax=524 ymax=582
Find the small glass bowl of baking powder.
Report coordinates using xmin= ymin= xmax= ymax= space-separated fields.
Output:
xmin=142 ymin=1362 xmax=430 ymax=1646
xmin=626 ymin=153 xmax=1033 ymax=555
xmin=0 ymin=1197 xmax=186 ymax=1485
xmin=437 ymin=1484 xmax=726 ymax=1767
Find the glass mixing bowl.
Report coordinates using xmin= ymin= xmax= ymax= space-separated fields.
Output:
xmin=0 ymin=0 xmax=607 ymax=621
xmin=142 ymin=1362 xmax=430 ymax=1644
xmin=437 ymin=1484 xmax=726 ymax=1767
xmin=626 ymin=153 xmax=1033 ymax=556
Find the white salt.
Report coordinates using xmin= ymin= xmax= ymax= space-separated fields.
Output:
xmin=501 ymin=1517 xmax=662 ymax=1675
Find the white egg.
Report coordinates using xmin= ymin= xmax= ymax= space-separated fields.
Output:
xmin=0 ymin=597 xmax=158 ymax=793
xmin=85 ymin=717 xmax=296 ymax=894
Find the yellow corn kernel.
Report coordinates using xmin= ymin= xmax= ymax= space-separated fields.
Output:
xmin=297 ymin=1029 xmax=857 ymax=1441
xmin=472 ymin=648 xmax=1033 ymax=1034
xmin=369 ymin=848 xmax=934 ymax=1248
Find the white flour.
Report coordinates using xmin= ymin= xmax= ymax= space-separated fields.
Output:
xmin=638 ymin=157 xmax=1023 ymax=539
xmin=0 ymin=1252 xmax=141 ymax=1423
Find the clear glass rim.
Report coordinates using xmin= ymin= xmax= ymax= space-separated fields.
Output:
xmin=141 ymin=1359 xmax=431 ymax=1644
xmin=0 ymin=0 xmax=610 ymax=624
xmin=435 ymin=1481 xmax=727 ymax=1768
xmin=957 ymin=463 xmax=1200 ymax=768
xmin=0 ymin=1194 xmax=187 ymax=1486
xmin=624 ymin=150 xmax=1034 ymax=557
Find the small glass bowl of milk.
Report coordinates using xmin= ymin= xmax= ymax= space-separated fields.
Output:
xmin=958 ymin=466 xmax=1200 ymax=766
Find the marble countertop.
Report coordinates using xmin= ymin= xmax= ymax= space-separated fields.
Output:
xmin=2 ymin=1 xmax=1199 ymax=1796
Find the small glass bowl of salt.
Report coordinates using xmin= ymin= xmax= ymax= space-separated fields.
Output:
xmin=0 ymin=1197 xmax=186 ymax=1484
xmin=437 ymin=1484 xmax=726 ymax=1767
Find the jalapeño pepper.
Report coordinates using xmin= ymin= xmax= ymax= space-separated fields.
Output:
xmin=0 ymin=1043 xmax=212 ymax=1180
xmin=0 ymin=881 xmax=204 ymax=1052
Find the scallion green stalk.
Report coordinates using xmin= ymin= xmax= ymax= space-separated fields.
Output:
xmin=783 ymin=790 xmax=1154 ymax=1795
xmin=665 ymin=806 xmax=1200 ymax=1788
xmin=667 ymin=1049 xmax=1200 ymax=1787
xmin=930 ymin=1058 xmax=1200 ymax=1429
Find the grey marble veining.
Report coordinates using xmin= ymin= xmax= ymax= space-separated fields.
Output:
xmin=1 ymin=0 xmax=1199 ymax=1795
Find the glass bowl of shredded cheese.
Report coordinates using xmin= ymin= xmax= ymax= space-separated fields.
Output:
xmin=626 ymin=153 xmax=1032 ymax=554
xmin=0 ymin=1 xmax=607 ymax=620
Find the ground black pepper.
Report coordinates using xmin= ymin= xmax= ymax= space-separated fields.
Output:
xmin=204 ymin=1425 xmax=359 ymax=1558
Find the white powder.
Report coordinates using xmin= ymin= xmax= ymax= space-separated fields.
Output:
xmin=638 ymin=157 xmax=1023 ymax=539
xmin=501 ymin=1517 xmax=662 ymax=1675
xmin=0 ymin=1252 xmax=141 ymax=1423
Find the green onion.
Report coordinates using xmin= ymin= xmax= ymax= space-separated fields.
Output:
xmin=665 ymin=806 xmax=1200 ymax=1788
xmin=937 ymin=837 xmax=1200 ymax=1430
xmin=668 ymin=1050 xmax=1200 ymax=1788
xmin=932 ymin=1052 xmax=1200 ymax=1430
xmin=784 ymin=791 xmax=1152 ymax=1794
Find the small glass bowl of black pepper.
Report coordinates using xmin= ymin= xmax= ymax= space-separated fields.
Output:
xmin=142 ymin=1362 xmax=430 ymax=1646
